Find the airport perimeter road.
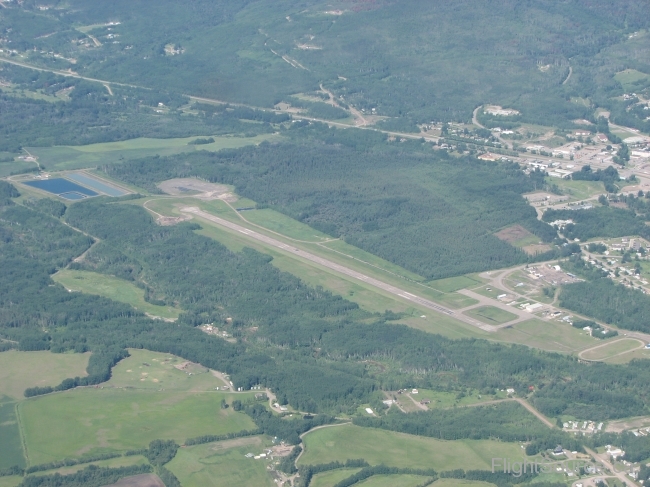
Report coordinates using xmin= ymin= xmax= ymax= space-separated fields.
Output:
xmin=180 ymin=207 xmax=495 ymax=332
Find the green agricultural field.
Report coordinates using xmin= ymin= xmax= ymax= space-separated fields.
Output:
xmin=581 ymin=338 xmax=643 ymax=361
xmin=614 ymin=69 xmax=650 ymax=92
xmin=28 ymin=454 xmax=149 ymax=478
xmin=52 ymin=270 xmax=182 ymax=320
xmin=310 ymin=468 xmax=364 ymax=487
xmin=464 ymin=306 xmax=518 ymax=325
xmin=28 ymin=133 xmax=281 ymax=172
xmin=0 ymin=350 xmax=89 ymax=401
xmin=493 ymin=319 xmax=598 ymax=353
xmin=357 ymin=474 xmax=432 ymax=487
xmin=411 ymin=389 xmax=507 ymax=409
xmin=0 ymin=477 xmax=22 ymax=487
xmin=0 ymin=159 xmax=33 ymax=178
xmin=432 ymin=480 xmax=496 ymax=487
xmin=20 ymin=388 xmax=256 ymax=465
xmin=298 ymin=425 xmax=525 ymax=471
xmin=0 ymin=403 xmax=24 ymax=469
xmin=167 ymin=437 xmax=275 ymax=487
xmin=106 ymin=349 xmax=227 ymax=392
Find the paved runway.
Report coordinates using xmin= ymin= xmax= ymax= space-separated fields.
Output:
xmin=181 ymin=207 xmax=496 ymax=332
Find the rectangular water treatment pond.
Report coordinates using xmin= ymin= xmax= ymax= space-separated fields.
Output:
xmin=23 ymin=178 xmax=97 ymax=197
xmin=66 ymin=172 xmax=128 ymax=196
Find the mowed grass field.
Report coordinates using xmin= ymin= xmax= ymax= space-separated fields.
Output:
xmin=53 ymin=269 xmax=182 ymax=320
xmin=0 ymin=477 xmax=22 ymax=487
xmin=357 ymin=474 xmax=432 ymax=487
xmin=107 ymin=349 xmax=225 ymax=392
xmin=310 ymin=468 xmax=364 ymax=487
xmin=20 ymin=388 xmax=256 ymax=465
xmin=408 ymin=389 xmax=507 ymax=409
xmin=167 ymin=437 xmax=275 ymax=487
xmin=493 ymin=319 xmax=598 ymax=353
xmin=0 ymin=403 xmax=24 ymax=469
xmin=464 ymin=306 xmax=518 ymax=325
xmin=28 ymin=133 xmax=281 ymax=171
xmin=581 ymin=339 xmax=643 ymax=361
xmin=0 ymin=350 xmax=89 ymax=401
xmin=298 ymin=425 xmax=525 ymax=471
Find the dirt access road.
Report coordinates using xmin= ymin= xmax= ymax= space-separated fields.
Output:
xmin=179 ymin=206 xmax=498 ymax=332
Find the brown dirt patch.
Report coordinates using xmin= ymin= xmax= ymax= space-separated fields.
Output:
xmin=494 ymin=225 xmax=535 ymax=244
xmin=101 ymin=473 xmax=165 ymax=487
xmin=209 ymin=436 xmax=262 ymax=451
xmin=157 ymin=178 xmax=235 ymax=201
xmin=156 ymin=215 xmax=192 ymax=226
xmin=522 ymin=244 xmax=552 ymax=255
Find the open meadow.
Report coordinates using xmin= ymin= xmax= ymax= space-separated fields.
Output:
xmin=28 ymin=133 xmax=281 ymax=172
xmin=298 ymin=424 xmax=525 ymax=471
xmin=166 ymin=437 xmax=275 ymax=487
xmin=0 ymin=350 xmax=89 ymax=401
xmin=464 ymin=306 xmax=518 ymax=325
xmin=357 ymin=474 xmax=433 ymax=487
xmin=581 ymin=338 xmax=644 ymax=361
xmin=310 ymin=468 xmax=364 ymax=487
xmin=20 ymin=388 xmax=256 ymax=465
xmin=52 ymin=270 xmax=182 ymax=320
xmin=0 ymin=403 xmax=24 ymax=469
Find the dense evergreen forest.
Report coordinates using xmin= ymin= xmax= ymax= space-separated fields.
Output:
xmin=1 ymin=185 xmax=650 ymax=421
xmin=105 ymin=127 xmax=556 ymax=279
xmin=0 ymin=65 xmax=282 ymax=153
xmin=3 ymin=0 xmax=648 ymax=126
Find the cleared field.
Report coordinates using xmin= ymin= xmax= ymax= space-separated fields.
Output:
xmin=239 ymin=208 xmax=334 ymax=242
xmin=428 ymin=275 xmax=482 ymax=293
xmin=432 ymin=480 xmax=496 ymax=487
xmin=614 ymin=69 xmax=650 ymax=92
xmin=357 ymin=474 xmax=432 ymax=487
xmin=21 ymin=388 xmax=256 ymax=464
xmin=605 ymin=347 xmax=650 ymax=364
xmin=29 ymin=454 xmax=148 ymax=477
xmin=28 ymin=134 xmax=280 ymax=171
xmin=581 ymin=339 xmax=643 ymax=361
xmin=167 ymin=438 xmax=275 ymax=487
xmin=0 ymin=403 xmax=24 ymax=469
xmin=409 ymin=389 xmax=507 ymax=409
xmin=0 ymin=159 xmax=33 ymax=178
xmin=53 ymin=270 xmax=181 ymax=320
xmin=0 ymin=350 xmax=89 ymax=401
xmin=310 ymin=468 xmax=364 ymax=487
xmin=464 ymin=306 xmax=518 ymax=325
xmin=0 ymin=477 xmax=22 ymax=487
xmin=544 ymin=178 xmax=604 ymax=201
xmin=298 ymin=424 xmax=525 ymax=471
xmin=493 ymin=319 xmax=597 ymax=353
xmin=106 ymin=349 xmax=225 ymax=392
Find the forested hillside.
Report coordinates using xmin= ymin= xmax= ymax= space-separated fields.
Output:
xmin=106 ymin=128 xmax=556 ymax=279
xmin=1 ymin=0 xmax=648 ymax=124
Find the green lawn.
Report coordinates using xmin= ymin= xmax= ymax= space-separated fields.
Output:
xmin=0 ymin=350 xmax=89 ymax=401
xmin=432 ymin=480 xmax=496 ymax=487
xmin=107 ymin=349 xmax=226 ymax=392
xmin=167 ymin=437 xmax=275 ymax=487
xmin=298 ymin=424 xmax=525 ymax=471
xmin=28 ymin=455 xmax=148 ymax=477
xmin=581 ymin=338 xmax=642 ymax=361
xmin=428 ymin=275 xmax=482 ymax=292
xmin=357 ymin=474 xmax=432 ymax=487
xmin=20 ymin=388 xmax=256 ymax=465
xmin=493 ymin=319 xmax=598 ymax=353
xmin=0 ymin=403 xmax=24 ymax=469
xmin=52 ymin=269 xmax=182 ymax=320
xmin=0 ymin=159 xmax=33 ymax=178
xmin=240 ymin=208 xmax=334 ymax=242
xmin=310 ymin=468 xmax=364 ymax=487
xmin=464 ymin=306 xmax=518 ymax=325
xmin=605 ymin=347 xmax=650 ymax=364
xmin=28 ymin=133 xmax=281 ymax=171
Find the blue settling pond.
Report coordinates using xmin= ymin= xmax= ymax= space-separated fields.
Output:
xmin=23 ymin=178 xmax=98 ymax=197
xmin=66 ymin=173 xmax=127 ymax=197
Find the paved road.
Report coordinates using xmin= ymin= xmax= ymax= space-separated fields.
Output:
xmin=180 ymin=206 xmax=496 ymax=332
